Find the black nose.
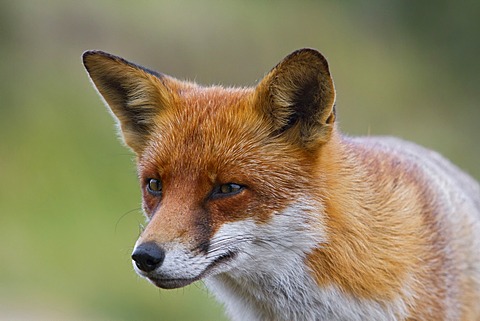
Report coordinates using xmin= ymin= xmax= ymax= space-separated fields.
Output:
xmin=131 ymin=242 xmax=165 ymax=273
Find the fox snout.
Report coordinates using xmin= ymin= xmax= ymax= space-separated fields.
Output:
xmin=130 ymin=241 xmax=199 ymax=289
xmin=130 ymin=223 xmax=243 ymax=290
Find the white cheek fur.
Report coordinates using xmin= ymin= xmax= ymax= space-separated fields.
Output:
xmin=205 ymin=199 xmax=408 ymax=321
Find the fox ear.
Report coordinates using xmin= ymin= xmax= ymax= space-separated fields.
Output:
xmin=82 ymin=50 xmax=169 ymax=154
xmin=255 ymin=48 xmax=336 ymax=148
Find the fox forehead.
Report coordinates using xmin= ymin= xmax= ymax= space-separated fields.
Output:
xmin=138 ymin=85 xmax=290 ymax=180
xmin=142 ymin=86 xmax=254 ymax=157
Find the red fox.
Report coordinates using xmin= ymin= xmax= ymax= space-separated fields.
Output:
xmin=83 ymin=48 xmax=480 ymax=321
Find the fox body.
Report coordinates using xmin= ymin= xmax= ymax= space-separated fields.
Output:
xmin=83 ymin=49 xmax=480 ymax=320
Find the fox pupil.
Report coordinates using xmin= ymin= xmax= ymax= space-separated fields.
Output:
xmin=220 ymin=183 xmax=241 ymax=194
xmin=147 ymin=178 xmax=162 ymax=195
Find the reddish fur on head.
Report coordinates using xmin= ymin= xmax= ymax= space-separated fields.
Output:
xmin=83 ymin=49 xmax=337 ymax=249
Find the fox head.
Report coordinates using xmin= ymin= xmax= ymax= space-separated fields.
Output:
xmin=83 ymin=49 xmax=336 ymax=289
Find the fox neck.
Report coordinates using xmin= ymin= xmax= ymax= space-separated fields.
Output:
xmin=206 ymin=263 xmax=322 ymax=321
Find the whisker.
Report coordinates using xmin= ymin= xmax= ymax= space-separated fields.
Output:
xmin=114 ymin=207 xmax=142 ymax=233
xmin=208 ymin=233 xmax=311 ymax=262
xmin=138 ymin=223 xmax=145 ymax=237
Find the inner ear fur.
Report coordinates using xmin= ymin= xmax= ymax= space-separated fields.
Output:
xmin=82 ymin=50 xmax=171 ymax=153
xmin=255 ymin=48 xmax=336 ymax=148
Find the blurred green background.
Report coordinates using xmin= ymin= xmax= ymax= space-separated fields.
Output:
xmin=1 ymin=1 xmax=479 ymax=320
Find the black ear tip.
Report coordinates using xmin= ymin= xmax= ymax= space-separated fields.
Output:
xmin=284 ymin=48 xmax=330 ymax=74
xmin=82 ymin=50 xmax=100 ymax=60
xmin=291 ymin=47 xmax=321 ymax=55
xmin=286 ymin=48 xmax=321 ymax=58
xmin=81 ymin=50 xmax=117 ymax=68
xmin=82 ymin=50 xmax=96 ymax=57
xmin=82 ymin=50 xmax=99 ymax=68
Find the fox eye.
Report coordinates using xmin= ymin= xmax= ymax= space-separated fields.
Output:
xmin=146 ymin=178 xmax=162 ymax=196
xmin=214 ymin=183 xmax=244 ymax=198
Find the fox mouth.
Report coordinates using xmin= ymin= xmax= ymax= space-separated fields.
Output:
xmin=147 ymin=251 xmax=237 ymax=289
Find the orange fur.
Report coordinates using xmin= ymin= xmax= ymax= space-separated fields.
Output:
xmin=83 ymin=49 xmax=480 ymax=321
xmin=307 ymin=134 xmax=441 ymax=316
